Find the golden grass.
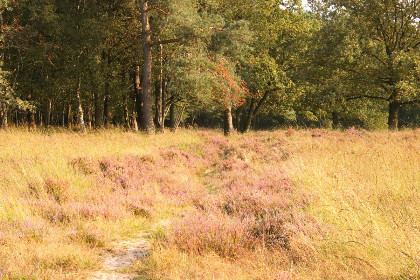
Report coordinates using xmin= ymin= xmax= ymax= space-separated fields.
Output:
xmin=283 ymin=129 xmax=420 ymax=279
xmin=0 ymin=128 xmax=418 ymax=279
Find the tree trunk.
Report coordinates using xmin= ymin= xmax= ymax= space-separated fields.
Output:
xmin=103 ymin=89 xmax=110 ymax=127
xmin=123 ymin=95 xmax=130 ymax=128
xmin=161 ymin=80 xmax=166 ymax=130
xmin=86 ymin=102 xmax=92 ymax=129
xmin=39 ymin=111 xmax=43 ymax=127
xmin=134 ymin=65 xmax=142 ymax=128
xmin=46 ymin=99 xmax=52 ymax=128
xmin=173 ymin=104 xmax=185 ymax=131
xmin=62 ymin=104 xmax=66 ymax=127
xmin=76 ymin=77 xmax=86 ymax=133
xmin=242 ymin=97 xmax=256 ymax=133
xmin=388 ymin=101 xmax=399 ymax=130
xmin=235 ymin=106 xmax=243 ymax=130
xmin=169 ymin=99 xmax=175 ymax=130
xmin=1 ymin=106 xmax=7 ymax=129
xmin=103 ymin=51 xmax=111 ymax=127
xmin=27 ymin=109 xmax=36 ymax=130
xmin=133 ymin=115 xmax=138 ymax=131
xmin=332 ymin=111 xmax=339 ymax=129
xmin=94 ymin=92 xmax=103 ymax=128
xmin=140 ymin=1 xmax=155 ymax=134
xmin=0 ymin=110 xmax=3 ymax=129
xmin=224 ymin=105 xmax=234 ymax=136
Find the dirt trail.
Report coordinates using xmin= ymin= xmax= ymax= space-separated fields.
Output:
xmin=89 ymin=233 xmax=151 ymax=280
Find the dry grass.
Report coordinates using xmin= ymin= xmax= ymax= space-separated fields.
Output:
xmin=0 ymin=128 xmax=418 ymax=279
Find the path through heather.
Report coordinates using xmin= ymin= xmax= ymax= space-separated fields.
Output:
xmin=89 ymin=233 xmax=151 ymax=280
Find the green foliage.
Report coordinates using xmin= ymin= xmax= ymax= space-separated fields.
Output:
xmin=0 ymin=0 xmax=418 ymax=129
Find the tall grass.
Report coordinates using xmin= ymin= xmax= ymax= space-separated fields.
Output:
xmin=0 ymin=128 xmax=418 ymax=279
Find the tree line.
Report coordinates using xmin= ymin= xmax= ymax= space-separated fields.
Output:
xmin=1 ymin=0 xmax=419 ymax=134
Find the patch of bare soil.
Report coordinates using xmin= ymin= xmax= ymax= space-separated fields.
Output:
xmin=89 ymin=233 xmax=151 ymax=280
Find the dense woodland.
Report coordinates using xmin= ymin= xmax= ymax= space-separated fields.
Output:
xmin=0 ymin=0 xmax=419 ymax=134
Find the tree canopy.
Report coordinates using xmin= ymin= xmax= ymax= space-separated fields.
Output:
xmin=0 ymin=0 xmax=419 ymax=132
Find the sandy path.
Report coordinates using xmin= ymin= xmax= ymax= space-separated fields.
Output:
xmin=89 ymin=233 xmax=151 ymax=280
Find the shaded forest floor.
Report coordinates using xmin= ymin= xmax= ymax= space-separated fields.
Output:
xmin=0 ymin=128 xmax=419 ymax=279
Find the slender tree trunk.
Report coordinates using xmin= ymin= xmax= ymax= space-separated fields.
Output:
xmin=39 ymin=111 xmax=43 ymax=127
xmin=388 ymin=101 xmax=399 ymax=130
xmin=134 ymin=65 xmax=142 ymax=128
xmin=1 ymin=106 xmax=7 ymax=129
xmin=224 ymin=105 xmax=234 ymax=136
xmin=332 ymin=111 xmax=339 ymax=129
xmin=0 ymin=109 xmax=3 ymax=129
xmin=17 ymin=112 xmax=24 ymax=126
xmin=243 ymin=97 xmax=256 ymax=133
xmin=173 ymin=104 xmax=185 ymax=131
xmin=123 ymin=95 xmax=130 ymax=128
xmin=76 ymin=76 xmax=86 ymax=133
xmin=235 ymin=106 xmax=243 ymax=130
xmin=161 ymin=80 xmax=166 ymax=130
xmin=103 ymin=90 xmax=110 ymax=127
xmin=62 ymin=104 xmax=66 ymax=127
xmin=155 ymin=44 xmax=164 ymax=129
xmin=133 ymin=115 xmax=138 ymax=131
xmin=27 ymin=109 xmax=36 ymax=130
xmin=242 ymin=90 xmax=272 ymax=133
xmin=86 ymin=102 xmax=92 ymax=129
xmin=46 ymin=99 xmax=52 ymax=128
xmin=169 ymin=99 xmax=175 ymax=130
xmin=94 ymin=91 xmax=103 ymax=128
xmin=103 ymin=52 xmax=111 ymax=127
xmin=140 ymin=1 xmax=155 ymax=134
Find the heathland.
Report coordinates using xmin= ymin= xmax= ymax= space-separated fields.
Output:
xmin=0 ymin=128 xmax=419 ymax=279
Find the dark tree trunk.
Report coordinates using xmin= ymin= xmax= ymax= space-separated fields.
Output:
xmin=332 ymin=111 xmax=339 ymax=129
xmin=86 ymin=102 xmax=92 ymax=129
xmin=169 ymin=99 xmax=175 ymax=130
xmin=140 ymin=1 xmax=155 ymax=134
xmin=224 ymin=105 xmax=234 ymax=136
xmin=103 ymin=89 xmax=110 ymax=127
xmin=388 ymin=101 xmax=399 ymax=130
xmin=1 ymin=106 xmax=8 ymax=128
xmin=235 ymin=106 xmax=243 ymax=130
xmin=62 ymin=104 xmax=66 ymax=127
xmin=67 ymin=105 xmax=72 ymax=129
xmin=38 ymin=111 xmax=43 ymax=127
xmin=103 ymin=51 xmax=111 ymax=127
xmin=93 ymin=87 xmax=103 ymax=128
xmin=242 ymin=97 xmax=256 ymax=133
xmin=27 ymin=109 xmax=36 ymax=130
xmin=241 ymin=90 xmax=273 ymax=133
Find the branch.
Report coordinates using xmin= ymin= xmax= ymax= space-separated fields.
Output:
xmin=148 ymin=6 xmax=169 ymax=15
xmin=151 ymin=38 xmax=183 ymax=46
xmin=400 ymin=99 xmax=420 ymax=105
xmin=345 ymin=95 xmax=388 ymax=101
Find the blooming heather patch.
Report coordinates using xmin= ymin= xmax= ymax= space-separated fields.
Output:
xmin=169 ymin=211 xmax=258 ymax=258
xmin=162 ymin=136 xmax=320 ymax=261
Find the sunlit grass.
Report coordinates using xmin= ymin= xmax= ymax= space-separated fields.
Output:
xmin=0 ymin=128 xmax=418 ymax=279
